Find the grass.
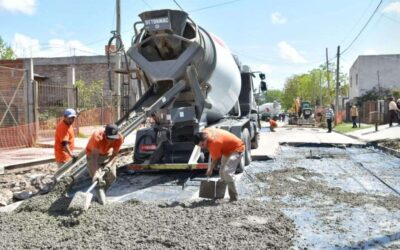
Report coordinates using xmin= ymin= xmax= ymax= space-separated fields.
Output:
xmin=77 ymin=132 xmax=91 ymax=138
xmin=334 ymin=122 xmax=373 ymax=133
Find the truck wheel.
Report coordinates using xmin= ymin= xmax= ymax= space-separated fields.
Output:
xmin=251 ymin=133 xmax=259 ymax=149
xmin=242 ymin=128 xmax=251 ymax=166
xmin=236 ymin=156 xmax=245 ymax=174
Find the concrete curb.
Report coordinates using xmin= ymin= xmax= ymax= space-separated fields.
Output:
xmin=376 ymin=145 xmax=400 ymax=158
xmin=334 ymin=129 xmax=400 ymax=158
xmin=279 ymin=142 xmax=365 ymax=148
xmin=333 ymin=129 xmax=368 ymax=143
xmin=4 ymin=146 xmax=134 ymax=170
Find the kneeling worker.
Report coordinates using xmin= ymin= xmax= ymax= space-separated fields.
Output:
xmin=194 ymin=128 xmax=244 ymax=202
xmin=85 ymin=124 xmax=124 ymax=204
xmin=267 ymin=117 xmax=278 ymax=132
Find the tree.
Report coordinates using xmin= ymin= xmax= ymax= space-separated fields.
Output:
xmin=281 ymin=63 xmax=349 ymax=110
xmin=75 ymin=79 xmax=104 ymax=110
xmin=264 ymin=89 xmax=283 ymax=103
xmin=0 ymin=37 xmax=15 ymax=60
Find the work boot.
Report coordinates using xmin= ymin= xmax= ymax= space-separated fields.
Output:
xmin=227 ymin=182 xmax=238 ymax=202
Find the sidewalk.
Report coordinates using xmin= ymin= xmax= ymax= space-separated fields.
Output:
xmin=344 ymin=124 xmax=400 ymax=142
xmin=1 ymin=132 xmax=136 ymax=168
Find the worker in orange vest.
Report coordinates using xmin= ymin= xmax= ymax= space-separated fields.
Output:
xmin=194 ymin=128 xmax=244 ymax=202
xmin=85 ymin=124 xmax=124 ymax=204
xmin=267 ymin=117 xmax=278 ymax=132
xmin=54 ymin=108 xmax=77 ymax=167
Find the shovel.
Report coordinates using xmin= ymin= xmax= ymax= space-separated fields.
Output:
xmin=68 ymin=168 xmax=106 ymax=212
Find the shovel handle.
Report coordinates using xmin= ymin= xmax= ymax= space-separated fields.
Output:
xmin=86 ymin=180 xmax=98 ymax=193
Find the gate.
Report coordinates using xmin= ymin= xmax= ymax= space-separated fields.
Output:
xmin=37 ymin=81 xmax=78 ymax=140
xmin=0 ymin=65 xmax=35 ymax=148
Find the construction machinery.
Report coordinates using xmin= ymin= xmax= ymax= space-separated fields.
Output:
xmin=126 ymin=9 xmax=263 ymax=173
xmin=54 ymin=9 xmax=264 ymax=188
xmin=288 ymin=100 xmax=315 ymax=126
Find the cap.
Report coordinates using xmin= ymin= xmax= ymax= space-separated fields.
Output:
xmin=64 ymin=108 xmax=77 ymax=118
xmin=105 ymin=124 xmax=119 ymax=139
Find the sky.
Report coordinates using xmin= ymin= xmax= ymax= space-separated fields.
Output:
xmin=0 ymin=0 xmax=399 ymax=90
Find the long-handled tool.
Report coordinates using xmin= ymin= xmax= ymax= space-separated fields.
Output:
xmin=68 ymin=169 xmax=106 ymax=212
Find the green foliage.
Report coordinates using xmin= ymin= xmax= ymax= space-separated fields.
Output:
xmin=0 ymin=36 xmax=16 ymax=60
xmin=38 ymin=108 xmax=61 ymax=121
xmin=281 ymin=63 xmax=349 ymax=110
xmin=264 ymin=89 xmax=283 ymax=103
xmin=75 ymin=79 xmax=104 ymax=110
xmin=355 ymin=87 xmax=392 ymax=106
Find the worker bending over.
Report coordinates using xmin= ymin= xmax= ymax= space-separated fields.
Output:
xmin=194 ymin=128 xmax=244 ymax=202
xmin=267 ymin=117 xmax=278 ymax=132
xmin=85 ymin=124 xmax=124 ymax=204
xmin=54 ymin=108 xmax=77 ymax=167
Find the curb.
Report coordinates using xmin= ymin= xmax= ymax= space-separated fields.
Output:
xmin=4 ymin=146 xmax=134 ymax=171
xmin=333 ymin=129 xmax=368 ymax=143
xmin=376 ymin=145 xmax=400 ymax=158
xmin=279 ymin=141 xmax=365 ymax=148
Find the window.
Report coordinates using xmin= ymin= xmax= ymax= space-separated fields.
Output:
xmin=356 ymin=74 xmax=358 ymax=86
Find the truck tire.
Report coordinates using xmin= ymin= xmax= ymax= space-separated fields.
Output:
xmin=242 ymin=128 xmax=251 ymax=166
xmin=251 ymin=132 xmax=259 ymax=149
xmin=236 ymin=156 xmax=245 ymax=174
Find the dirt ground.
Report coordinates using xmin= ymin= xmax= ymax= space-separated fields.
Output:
xmin=379 ymin=139 xmax=400 ymax=151
xmin=256 ymin=167 xmax=400 ymax=212
xmin=0 ymin=152 xmax=134 ymax=206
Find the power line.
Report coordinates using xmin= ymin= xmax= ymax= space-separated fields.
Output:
xmin=338 ymin=0 xmax=376 ymax=46
xmin=141 ymin=0 xmax=153 ymax=10
xmin=382 ymin=14 xmax=400 ymax=24
xmin=173 ymin=0 xmax=184 ymax=11
xmin=189 ymin=0 xmax=241 ymax=13
xmin=340 ymin=0 xmax=383 ymax=56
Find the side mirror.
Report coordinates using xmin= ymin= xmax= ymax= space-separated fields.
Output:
xmin=259 ymin=73 xmax=266 ymax=80
xmin=260 ymin=81 xmax=267 ymax=91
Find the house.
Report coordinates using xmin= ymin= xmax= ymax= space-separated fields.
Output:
xmin=0 ymin=55 xmax=139 ymax=148
xmin=349 ymin=54 xmax=400 ymax=99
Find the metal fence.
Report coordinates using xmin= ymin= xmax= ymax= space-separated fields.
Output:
xmin=345 ymin=100 xmax=389 ymax=124
xmin=0 ymin=66 xmax=36 ymax=148
xmin=36 ymin=82 xmax=119 ymax=141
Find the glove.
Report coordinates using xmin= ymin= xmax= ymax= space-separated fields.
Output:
xmin=92 ymin=169 xmax=103 ymax=183
xmin=71 ymin=154 xmax=78 ymax=163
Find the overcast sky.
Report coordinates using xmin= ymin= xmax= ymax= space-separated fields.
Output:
xmin=0 ymin=0 xmax=399 ymax=89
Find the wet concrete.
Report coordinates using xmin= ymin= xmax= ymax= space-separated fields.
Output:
xmin=2 ymin=141 xmax=400 ymax=249
xmin=1 ymin=198 xmax=296 ymax=249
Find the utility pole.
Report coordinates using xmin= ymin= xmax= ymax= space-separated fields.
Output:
xmin=377 ymin=70 xmax=381 ymax=98
xmin=116 ymin=0 xmax=121 ymax=49
xmin=335 ymin=46 xmax=340 ymax=125
xmin=319 ymin=71 xmax=322 ymax=107
xmin=115 ymin=0 xmax=121 ymax=119
xmin=326 ymin=48 xmax=330 ymax=93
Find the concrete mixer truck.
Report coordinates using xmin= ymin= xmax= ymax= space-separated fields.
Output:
xmin=52 ymin=9 xmax=266 ymax=192
xmin=115 ymin=9 xmax=265 ymax=173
